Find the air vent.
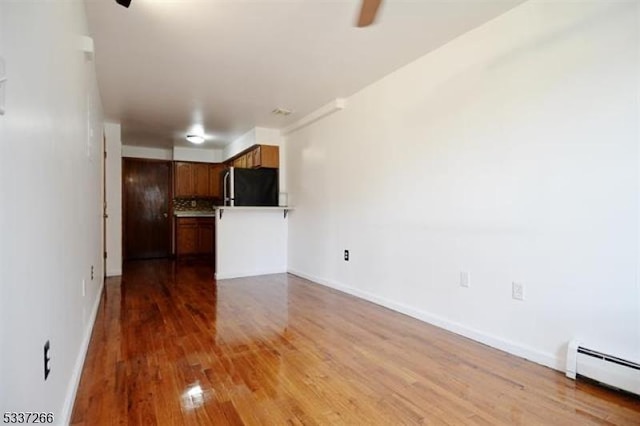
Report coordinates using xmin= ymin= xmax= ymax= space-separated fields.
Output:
xmin=272 ymin=108 xmax=293 ymax=116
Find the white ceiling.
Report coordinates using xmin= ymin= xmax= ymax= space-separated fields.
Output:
xmin=85 ymin=0 xmax=524 ymax=148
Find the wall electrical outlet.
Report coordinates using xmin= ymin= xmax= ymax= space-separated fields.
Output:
xmin=191 ymin=200 xmax=197 ymax=207
xmin=512 ymin=282 xmax=524 ymax=301
xmin=344 ymin=250 xmax=349 ymax=261
xmin=460 ymin=271 xmax=470 ymax=288
xmin=44 ymin=340 xmax=51 ymax=380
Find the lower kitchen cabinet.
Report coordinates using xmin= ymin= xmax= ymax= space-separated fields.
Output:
xmin=176 ymin=217 xmax=215 ymax=258
xmin=198 ymin=220 xmax=214 ymax=254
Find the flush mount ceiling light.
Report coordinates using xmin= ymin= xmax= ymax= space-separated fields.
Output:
xmin=186 ymin=134 xmax=205 ymax=145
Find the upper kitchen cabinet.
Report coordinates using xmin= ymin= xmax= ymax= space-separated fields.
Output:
xmin=174 ymin=162 xmax=194 ymax=197
xmin=233 ymin=155 xmax=246 ymax=169
xmin=254 ymin=145 xmax=279 ymax=168
xmin=193 ymin=163 xmax=210 ymax=197
xmin=208 ymin=164 xmax=225 ymax=198
xmin=174 ymin=161 xmax=224 ymax=198
xmin=226 ymin=144 xmax=279 ymax=169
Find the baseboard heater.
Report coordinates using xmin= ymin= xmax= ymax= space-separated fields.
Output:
xmin=566 ymin=339 xmax=640 ymax=396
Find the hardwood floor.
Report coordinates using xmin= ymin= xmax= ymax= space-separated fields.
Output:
xmin=71 ymin=260 xmax=640 ymax=425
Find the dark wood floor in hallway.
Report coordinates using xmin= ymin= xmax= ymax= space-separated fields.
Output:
xmin=71 ymin=260 xmax=640 ymax=425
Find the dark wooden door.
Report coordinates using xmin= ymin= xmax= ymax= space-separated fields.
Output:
xmin=123 ymin=159 xmax=172 ymax=260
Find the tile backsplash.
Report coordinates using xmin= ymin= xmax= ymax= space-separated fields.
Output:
xmin=173 ymin=198 xmax=218 ymax=211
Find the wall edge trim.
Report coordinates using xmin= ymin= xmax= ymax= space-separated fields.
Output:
xmin=287 ymin=268 xmax=563 ymax=372
xmin=60 ymin=279 xmax=105 ymax=424
xmin=215 ymin=268 xmax=288 ymax=280
xmin=106 ymin=269 xmax=122 ymax=277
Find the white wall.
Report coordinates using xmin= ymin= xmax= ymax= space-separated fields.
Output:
xmin=0 ymin=0 xmax=105 ymax=422
xmin=256 ymin=127 xmax=287 ymax=193
xmin=122 ymin=144 xmax=225 ymax=162
xmin=105 ymin=122 xmax=122 ymax=276
xmin=0 ymin=2 xmax=4 ymax=410
xmin=173 ymin=146 xmax=223 ymax=163
xmin=286 ymin=1 xmax=640 ymax=369
xmin=223 ymin=127 xmax=256 ymax=160
xmin=122 ymin=144 xmax=172 ymax=160
xmin=216 ymin=209 xmax=288 ymax=279
xmin=255 ymin=127 xmax=283 ymax=146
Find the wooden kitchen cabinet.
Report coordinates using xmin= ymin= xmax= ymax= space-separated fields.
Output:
xmin=226 ymin=144 xmax=279 ymax=169
xmin=174 ymin=162 xmax=194 ymax=197
xmin=255 ymin=145 xmax=279 ymax=168
xmin=197 ymin=220 xmax=215 ymax=254
xmin=176 ymin=217 xmax=215 ymax=257
xmin=176 ymin=218 xmax=198 ymax=255
xmin=233 ymin=155 xmax=247 ymax=169
xmin=174 ymin=161 xmax=224 ymax=198
xmin=193 ymin=163 xmax=210 ymax=196
xmin=246 ymin=150 xmax=255 ymax=168
xmin=208 ymin=164 xmax=225 ymax=198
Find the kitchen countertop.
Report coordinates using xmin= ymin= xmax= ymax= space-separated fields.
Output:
xmin=174 ymin=210 xmax=217 ymax=217
xmin=175 ymin=206 xmax=293 ymax=218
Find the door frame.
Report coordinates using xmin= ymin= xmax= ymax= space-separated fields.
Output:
xmin=122 ymin=157 xmax=174 ymax=261
xmin=102 ymin=133 xmax=107 ymax=278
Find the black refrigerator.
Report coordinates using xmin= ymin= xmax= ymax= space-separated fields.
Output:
xmin=222 ymin=167 xmax=279 ymax=206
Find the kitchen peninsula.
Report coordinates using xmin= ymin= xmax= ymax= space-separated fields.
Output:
xmin=213 ymin=206 xmax=289 ymax=279
xmin=173 ymin=207 xmax=289 ymax=279
xmin=171 ymin=144 xmax=289 ymax=279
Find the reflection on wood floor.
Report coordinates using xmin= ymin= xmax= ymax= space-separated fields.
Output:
xmin=71 ymin=260 xmax=640 ymax=425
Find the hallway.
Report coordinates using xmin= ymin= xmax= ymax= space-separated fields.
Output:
xmin=71 ymin=260 xmax=640 ymax=425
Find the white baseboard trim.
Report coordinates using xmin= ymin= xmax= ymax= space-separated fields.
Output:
xmin=59 ymin=279 xmax=105 ymax=425
xmin=288 ymin=268 xmax=563 ymax=372
xmin=216 ymin=268 xmax=287 ymax=280
xmin=106 ymin=269 xmax=122 ymax=277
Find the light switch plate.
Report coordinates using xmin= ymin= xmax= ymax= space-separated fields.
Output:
xmin=512 ymin=282 xmax=524 ymax=301
xmin=460 ymin=271 xmax=470 ymax=288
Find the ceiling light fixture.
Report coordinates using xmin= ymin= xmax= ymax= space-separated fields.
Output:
xmin=186 ymin=134 xmax=205 ymax=145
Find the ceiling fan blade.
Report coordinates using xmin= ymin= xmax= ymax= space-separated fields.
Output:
xmin=356 ymin=0 xmax=382 ymax=27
